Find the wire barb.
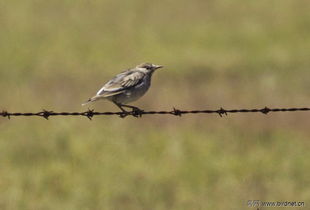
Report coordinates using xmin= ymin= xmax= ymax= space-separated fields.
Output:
xmin=172 ymin=107 xmax=182 ymax=116
xmin=261 ymin=107 xmax=270 ymax=114
xmin=1 ymin=110 xmax=10 ymax=119
xmin=0 ymin=106 xmax=310 ymax=119
xmin=131 ymin=108 xmax=144 ymax=118
xmin=83 ymin=109 xmax=94 ymax=120
xmin=217 ymin=107 xmax=227 ymax=117
xmin=38 ymin=110 xmax=52 ymax=120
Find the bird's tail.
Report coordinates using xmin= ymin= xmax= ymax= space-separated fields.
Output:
xmin=81 ymin=95 xmax=100 ymax=106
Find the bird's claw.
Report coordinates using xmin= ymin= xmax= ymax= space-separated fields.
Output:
xmin=117 ymin=106 xmax=143 ymax=118
xmin=119 ymin=111 xmax=130 ymax=118
xmin=131 ymin=107 xmax=144 ymax=118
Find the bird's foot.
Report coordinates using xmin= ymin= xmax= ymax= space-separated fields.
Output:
xmin=131 ymin=107 xmax=144 ymax=118
xmin=119 ymin=111 xmax=131 ymax=118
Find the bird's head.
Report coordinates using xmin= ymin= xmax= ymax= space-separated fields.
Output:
xmin=136 ymin=63 xmax=163 ymax=73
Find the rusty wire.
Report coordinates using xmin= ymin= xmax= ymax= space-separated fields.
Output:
xmin=0 ymin=107 xmax=310 ymax=120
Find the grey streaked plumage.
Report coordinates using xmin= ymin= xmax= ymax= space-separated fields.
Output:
xmin=82 ymin=63 xmax=163 ymax=114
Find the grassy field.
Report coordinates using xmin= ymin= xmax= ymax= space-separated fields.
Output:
xmin=0 ymin=0 xmax=310 ymax=209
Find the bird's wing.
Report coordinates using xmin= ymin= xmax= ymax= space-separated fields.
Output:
xmin=96 ymin=70 xmax=145 ymax=97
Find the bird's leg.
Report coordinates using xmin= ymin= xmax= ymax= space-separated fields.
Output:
xmin=113 ymin=102 xmax=130 ymax=118
xmin=119 ymin=104 xmax=144 ymax=117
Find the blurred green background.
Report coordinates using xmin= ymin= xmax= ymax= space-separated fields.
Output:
xmin=0 ymin=0 xmax=310 ymax=209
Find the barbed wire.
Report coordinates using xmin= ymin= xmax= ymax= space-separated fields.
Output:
xmin=0 ymin=107 xmax=310 ymax=120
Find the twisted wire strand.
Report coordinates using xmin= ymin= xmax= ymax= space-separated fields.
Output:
xmin=0 ymin=107 xmax=310 ymax=120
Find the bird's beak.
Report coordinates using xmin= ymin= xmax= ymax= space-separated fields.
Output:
xmin=154 ymin=65 xmax=163 ymax=70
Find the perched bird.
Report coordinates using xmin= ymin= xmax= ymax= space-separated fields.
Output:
xmin=82 ymin=63 xmax=163 ymax=115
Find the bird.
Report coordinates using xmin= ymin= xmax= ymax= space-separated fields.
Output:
xmin=82 ymin=63 xmax=163 ymax=116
